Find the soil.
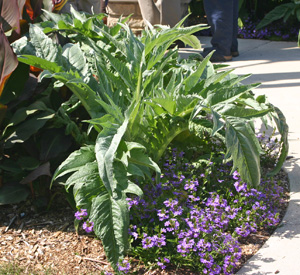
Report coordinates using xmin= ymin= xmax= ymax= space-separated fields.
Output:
xmin=0 ymin=169 xmax=289 ymax=275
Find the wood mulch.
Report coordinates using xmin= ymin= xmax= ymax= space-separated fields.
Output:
xmin=0 ymin=169 xmax=289 ymax=275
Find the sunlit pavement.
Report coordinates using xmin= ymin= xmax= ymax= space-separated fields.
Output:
xmin=180 ymin=37 xmax=300 ymax=274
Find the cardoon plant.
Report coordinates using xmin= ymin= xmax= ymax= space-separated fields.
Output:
xmin=12 ymin=8 xmax=289 ymax=271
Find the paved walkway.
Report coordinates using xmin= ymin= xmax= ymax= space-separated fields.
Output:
xmin=181 ymin=37 xmax=300 ymax=274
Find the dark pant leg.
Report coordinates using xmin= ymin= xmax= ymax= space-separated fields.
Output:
xmin=203 ymin=0 xmax=236 ymax=56
xmin=231 ymin=0 xmax=239 ymax=52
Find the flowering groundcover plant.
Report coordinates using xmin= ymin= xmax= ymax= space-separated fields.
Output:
xmin=124 ymin=137 xmax=286 ymax=274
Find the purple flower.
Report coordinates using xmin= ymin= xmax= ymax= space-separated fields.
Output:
xmin=157 ymin=209 xmax=169 ymax=221
xmin=234 ymin=181 xmax=247 ymax=193
xmin=74 ymin=209 xmax=88 ymax=220
xmin=232 ymin=171 xmax=240 ymax=180
xmin=157 ymin=261 xmax=166 ymax=269
xmin=157 ymin=257 xmax=170 ymax=269
xmin=82 ymin=219 xmax=94 ymax=233
xmin=117 ymin=259 xmax=131 ymax=274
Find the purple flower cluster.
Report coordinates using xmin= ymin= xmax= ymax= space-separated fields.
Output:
xmin=127 ymin=145 xmax=285 ymax=274
xmin=74 ymin=208 xmax=88 ymax=220
xmin=74 ymin=209 xmax=94 ymax=233
xmin=142 ymin=233 xmax=166 ymax=248
xmin=238 ymin=17 xmax=298 ymax=41
xmin=117 ymin=259 xmax=131 ymax=274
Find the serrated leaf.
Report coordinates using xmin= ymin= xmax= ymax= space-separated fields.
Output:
xmin=90 ymin=192 xmax=129 ymax=270
xmin=62 ymin=43 xmax=88 ymax=76
xmin=267 ymin=106 xmax=289 ymax=176
xmin=129 ymin=149 xmax=161 ymax=174
xmin=211 ymin=108 xmax=224 ymax=136
xmin=183 ymin=51 xmax=213 ymax=92
xmin=18 ymin=55 xmax=63 ymax=73
xmin=51 ymin=145 xmax=96 ymax=183
xmin=124 ymin=181 xmax=143 ymax=197
xmin=179 ymin=34 xmax=201 ymax=49
xmin=65 ymin=161 xmax=99 ymax=191
xmin=225 ymin=117 xmax=261 ymax=187
xmin=215 ymin=104 xmax=271 ymax=119
xmin=151 ymin=98 xmax=176 ymax=115
xmin=29 ymin=24 xmax=62 ymax=64
xmin=95 ymin=118 xmax=129 ymax=194
xmin=73 ymin=163 xmax=106 ymax=209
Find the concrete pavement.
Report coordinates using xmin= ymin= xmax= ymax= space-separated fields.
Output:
xmin=180 ymin=37 xmax=300 ymax=274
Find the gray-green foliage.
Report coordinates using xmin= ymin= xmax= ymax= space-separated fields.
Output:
xmin=12 ymin=8 xmax=288 ymax=270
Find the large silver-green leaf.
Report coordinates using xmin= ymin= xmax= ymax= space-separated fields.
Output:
xmin=224 ymin=117 xmax=261 ymax=187
xmin=183 ymin=52 xmax=213 ymax=92
xmin=42 ymin=71 xmax=102 ymax=118
xmin=71 ymin=162 xmax=106 ymax=206
xmin=51 ymin=145 xmax=96 ymax=182
xmin=62 ymin=43 xmax=89 ymax=76
xmin=267 ymin=106 xmax=289 ymax=176
xmin=90 ymin=192 xmax=129 ymax=270
xmin=214 ymin=103 xmax=271 ymax=119
xmin=95 ymin=118 xmax=129 ymax=194
xmin=29 ymin=24 xmax=62 ymax=64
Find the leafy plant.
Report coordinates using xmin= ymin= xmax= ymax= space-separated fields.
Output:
xmin=256 ymin=0 xmax=300 ymax=29
xmin=11 ymin=8 xmax=288 ymax=270
xmin=0 ymin=0 xmax=86 ymax=205
xmin=126 ymin=146 xmax=285 ymax=273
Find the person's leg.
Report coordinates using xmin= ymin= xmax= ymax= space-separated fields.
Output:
xmin=203 ymin=0 xmax=234 ymax=57
xmin=231 ymin=0 xmax=239 ymax=55
xmin=160 ymin=0 xmax=181 ymax=27
xmin=138 ymin=0 xmax=160 ymax=26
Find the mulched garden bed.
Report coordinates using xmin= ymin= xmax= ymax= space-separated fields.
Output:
xmin=0 ymin=169 xmax=289 ymax=275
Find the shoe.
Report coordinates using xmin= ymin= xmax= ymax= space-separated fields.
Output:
xmin=202 ymin=49 xmax=232 ymax=62
xmin=203 ymin=47 xmax=239 ymax=58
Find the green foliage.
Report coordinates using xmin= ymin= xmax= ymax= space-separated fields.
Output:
xmin=256 ymin=0 xmax=300 ymax=29
xmin=12 ymin=8 xmax=288 ymax=271
xmin=0 ymin=183 xmax=30 ymax=205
